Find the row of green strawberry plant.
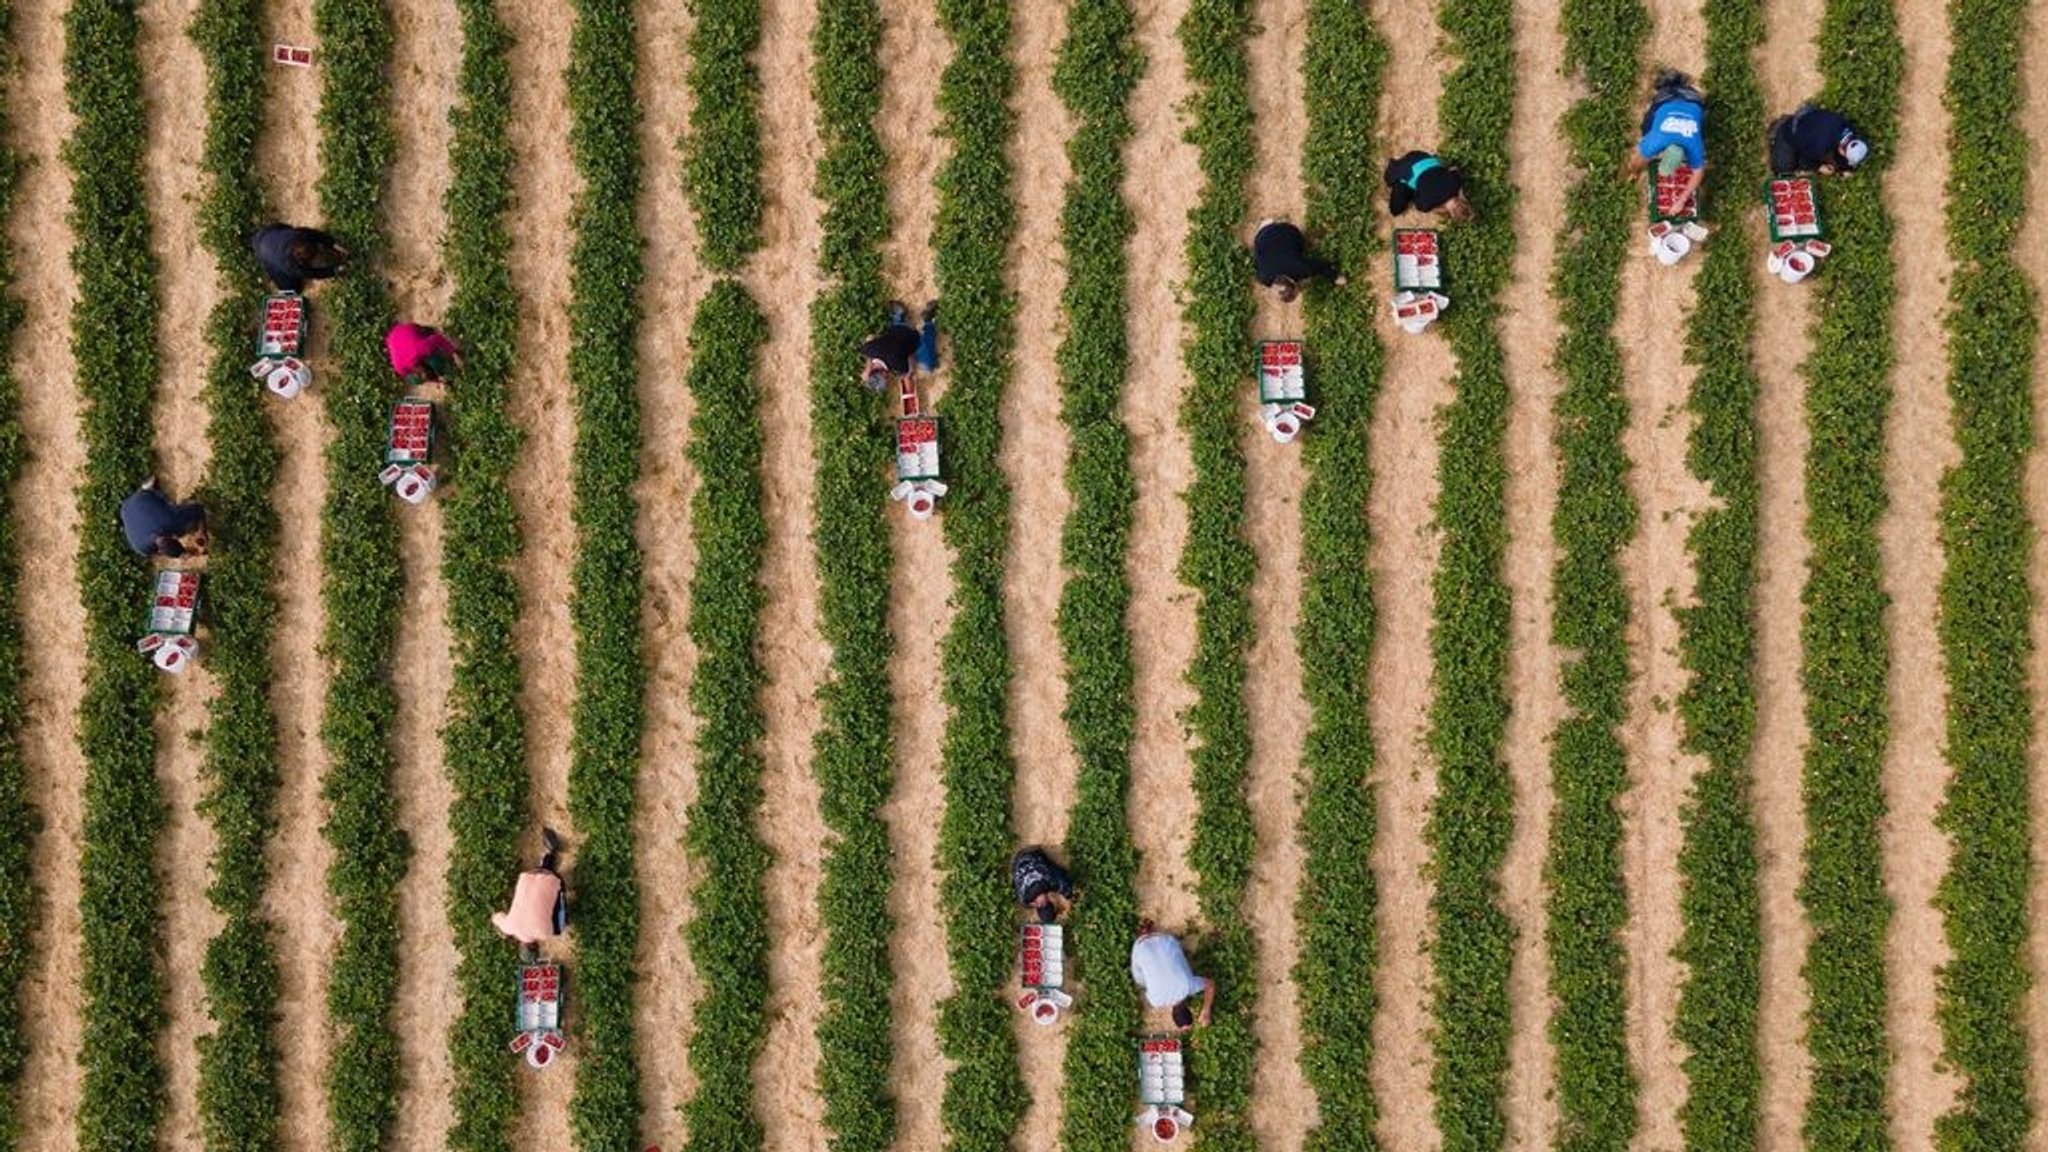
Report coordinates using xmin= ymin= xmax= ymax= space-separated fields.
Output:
xmin=677 ymin=283 xmax=771 ymax=1150
xmin=1425 ymin=0 xmax=1518 ymax=1147
xmin=0 ymin=1 xmax=37 ymax=1144
xmin=311 ymin=1 xmax=410 ymax=1147
xmin=63 ymin=2 xmax=169 ymax=1147
xmin=675 ymin=0 xmax=774 ymax=1142
xmin=1049 ymin=2 xmax=1145 ymax=1147
xmin=438 ymin=2 xmax=528 ymax=1149
xmin=191 ymin=0 xmax=288 ymax=1147
xmin=1798 ymin=0 xmax=1901 ymax=1145
xmin=1293 ymin=2 xmax=1385 ymax=1146
xmin=928 ymin=2 xmax=1026 ymax=1148
xmin=1174 ymin=0 xmax=1258 ymax=1145
xmin=1544 ymin=2 xmax=1647 ymax=1148
xmin=682 ymin=0 xmax=761 ymax=273
xmin=1933 ymin=0 xmax=2037 ymax=1145
xmin=1672 ymin=0 xmax=1767 ymax=1145
xmin=806 ymin=0 xmax=898 ymax=1143
xmin=562 ymin=1 xmax=648 ymax=1146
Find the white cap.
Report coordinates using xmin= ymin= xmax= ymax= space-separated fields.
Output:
xmin=1840 ymin=136 xmax=1868 ymax=167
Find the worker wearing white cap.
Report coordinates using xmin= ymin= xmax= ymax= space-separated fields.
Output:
xmin=1624 ymin=69 xmax=1708 ymax=207
xmin=1769 ymin=103 xmax=1869 ymax=176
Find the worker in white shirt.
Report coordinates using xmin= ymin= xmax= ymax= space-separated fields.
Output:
xmin=1130 ymin=919 xmax=1216 ymax=1031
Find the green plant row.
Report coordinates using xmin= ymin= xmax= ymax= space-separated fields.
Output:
xmin=1798 ymin=0 xmax=1901 ymax=1146
xmin=189 ymin=1 xmax=287 ymax=1148
xmin=1173 ymin=0 xmax=1258 ymax=1145
xmin=1542 ymin=3 xmax=1646 ymax=1150
xmin=437 ymin=2 xmax=528 ymax=1150
xmin=1933 ymin=0 xmax=2037 ymax=1146
xmin=562 ymin=1 xmax=648 ymax=1147
xmin=311 ymin=1 xmax=409 ymax=1148
xmin=681 ymin=0 xmax=762 ymax=271
xmin=1293 ymin=2 xmax=1385 ymax=1147
xmin=1048 ymin=2 xmax=1144 ymax=1147
xmin=1423 ymin=1 xmax=1518 ymax=1149
xmin=677 ymin=283 xmax=771 ymax=1150
xmin=806 ymin=0 xmax=898 ymax=1144
xmin=927 ymin=2 xmax=1026 ymax=1148
xmin=1671 ymin=0 xmax=1767 ymax=1146
xmin=0 ymin=2 xmax=39 ymax=1146
xmin=62 ymin=2 xmax=169 ymax=1148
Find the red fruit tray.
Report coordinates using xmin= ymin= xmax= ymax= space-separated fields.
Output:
xmin=1392 ymin=229 xmax=1444 ymax=292
xmin=1257 ymin=340 xmax=1307 ymax=404
xmin=1649 ymin=168 xmax=1700 ymax=223
xmin=255 ymin=292 xmax=307 ymax=359
xmin=146 ymin=570 xmax=201 ymax=636
xmin=386 ymin=399 xmax=435 ymax=464
xmin=1764 ymin=177 xmax=1825 ymax=241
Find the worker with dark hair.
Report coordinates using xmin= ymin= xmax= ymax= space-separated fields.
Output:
xmin=119 ymin=476 xmax=207 ymax=558
xmin=1130 ymin=919 xmax=1216 ymax=1031
xmin=1251 ymin=220 xmax=1346 ymax=303
xmin=1624 ymin=69 xmax=1708 ymax=207
xmin=1384 ymin=150 xmax=1474 ymax=220
xmin=250 ymin=223 xmax=349 ymax=292
xmin=1768 ymin=103 xmax=1869 ymax=175
xmin=386 ymin=322 xmax=461 ymax=385
xmin=857 ymin=299 xmax=939 ymax=392
xmin=1010 ymin=846 xmax=1074 ymax=925
xmin=493 ymin=828 xmax=568 ymax=949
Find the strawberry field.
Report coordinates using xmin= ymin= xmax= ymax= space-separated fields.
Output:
xmin=2 ymin=0 xmax=2045 ymax=1150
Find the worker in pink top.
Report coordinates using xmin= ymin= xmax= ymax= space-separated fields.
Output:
xmin=493 ymin=828 xmax=567 ymax=949
xmin=386 ymin=321 xmax=461 ymax=384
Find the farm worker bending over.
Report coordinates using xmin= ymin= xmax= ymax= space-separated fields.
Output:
xmin=1768 ymin=103 xmax=1869 ymax=176
xmin=1011 ymin=846 xmax=1074 ymax=924
xmin=493 ymin=828 xmax=567 ymax=947
xmin=250 ymin=223 xmax=349 ymax=292
xmin=1625 ymin=69 xmax=1708 ymax=207
xmin=1252 ymin=220 xmax=1344 ymax=302
xmin=386 ymin=322 xmax=461 ymax=385
xmin=1384 ymin=151 xmax=1475 ymax=221
xmin=1130 ymin=920 xmax=1216 ymax=1032
xmin=119 ymin=476 xmax=208 ymax=558
xmin=857 ymin=300 xmax=939 ymax=392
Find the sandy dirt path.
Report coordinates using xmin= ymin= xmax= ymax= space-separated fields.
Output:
xmin=1613 ymin=3 xmax=1709 ymax=1147
xmin=1242 ymin=0 xmax=1314 ymax=1147
xmin=1497 ymin=0 xmax=1573 ymax=1146
xmin=630 ymin=0 xmax=704 ymax=1143
xmin=1361 ymin=1 xmax=1454 ymax=1147
xmin=2022 ymin=4 xmax=2048 ymax=1141
xmin=9 ymin=0 xmax=89 ymax=1143
xmin=1873 ymin=1 xmax=1963 ymax=1145
xmin=875 ymin=8 xmax=955 ymax=1148
xmin=1747 ymin=0 xmax=1821 ymax=1143
xmin=138 ymin=1 xmax=225 ymax=1145
xmin=256 ymin=0 xmax=337 ymax=1147
xmin=502 ymin=0 xmax=582 ymax=1141
xmin=747 ymin=0 xmax=831 ymax=1144
xmin=1123 ymin=0 xmax=1201 ymax=948
xmin=383 ymin=0 xmax=463 ymax=1147
xmin=1002 ymin=0 xmax=1077 ymax=1141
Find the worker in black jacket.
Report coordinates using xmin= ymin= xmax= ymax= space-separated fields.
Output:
xmin=1384 ymin=150 xmax=1474 ymax=221
xmin=1252 ymin=220 xmax=1346 ymax=303
xmin=1768 ymin=103 xmax=1869 ymax=175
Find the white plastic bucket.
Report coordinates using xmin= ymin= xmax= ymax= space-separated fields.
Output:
xmin=1779 ymin=249 xmax=1816 ymax=283
xmin=394 ymin=469 xmax=433 ymax=504
xmin=1653 ymin=231 xmax=1692 ymax=265
xmin=907 ymin=490 xmax=936 ymax=519
xmin=1030 ymin=998 xmax=1060 ymax=1026
xmin=526 ymin=1041 xmax=553 ymax=1069
xmin=265 ymin=359 xmax=309 ymax=399
xmin=153 ymin=636 xmax=196 ymax=674
xmin=1269 ymin=415 xmax=1299 ymax=443
xmin=1151 ymin=1114 xmax=1181 ymax=1144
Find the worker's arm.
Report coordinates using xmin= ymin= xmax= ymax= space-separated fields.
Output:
xmin=1679 ymin=161 xmax=1707 ymax=205
xmin=1621 ymin=148 xmax=1650 ymax=179
xmin=1195 ymin=977 xmax=1216 ymax=1028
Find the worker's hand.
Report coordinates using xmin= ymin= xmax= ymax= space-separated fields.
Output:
xmin=1333 ymin=275 xmax=1348 ymax=288
xmin=1196 ymin=1006 xmax=1211 ymax=1028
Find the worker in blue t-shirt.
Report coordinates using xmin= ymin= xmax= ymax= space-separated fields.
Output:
xmin=1624 ymin=70 xmax=1708 ymax=207
xmin=1768 ymin=103 xmax=1869 ymax=176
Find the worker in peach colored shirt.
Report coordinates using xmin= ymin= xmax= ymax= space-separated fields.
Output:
xmin=386 ymin=321 xmax=461 ymax=384
xmin=493 ymin=828 xmax=566 ymax=948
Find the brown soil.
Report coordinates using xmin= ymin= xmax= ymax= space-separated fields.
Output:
xmin=2021 ymin=5 xmax=2048 ymax=1142
xmin=1002 ymin=0 xmax=1079 ymax=1143
xmin=502 ymin=0 xmax=583 ymax=1139
xmin=629 ymin=0 xmax=706 ymax=1143
xmin=1614 ymin=3 xmax=1709 ymax=1147
xmin=875 ymin=2 xmax=955 ymax=1146
xmin=8 ymin=0 xmax=88 ymax=1144
xmin=1747 ymin=0 xmax=1821 ymax=1142
xmin=1242 ymin=0 xmax=1315 ymax=1148
xmin=384 ymin=0 xmax=463 ymax=1146
xmin=1497 ymin=0 xmax=1576 ymax=1146
xmin=1874 ymin=0 xmax=1964 ymax=1144
xmin=1362 ymin=0 xmax=1453 ymax=1147
xmin=256 ymin=0 xmax=338 ymax=1145
xmin=1122 ymin=0 xmax=1203 ymax=956
xmin=138 ymin=1 xmax=225 ymax=1146
xmin=746 ymin=0 xmax=832 ymax=1144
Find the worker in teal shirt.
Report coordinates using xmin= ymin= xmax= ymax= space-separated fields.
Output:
xmin=1624 ymin=70 xmax=1708 ymax=206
